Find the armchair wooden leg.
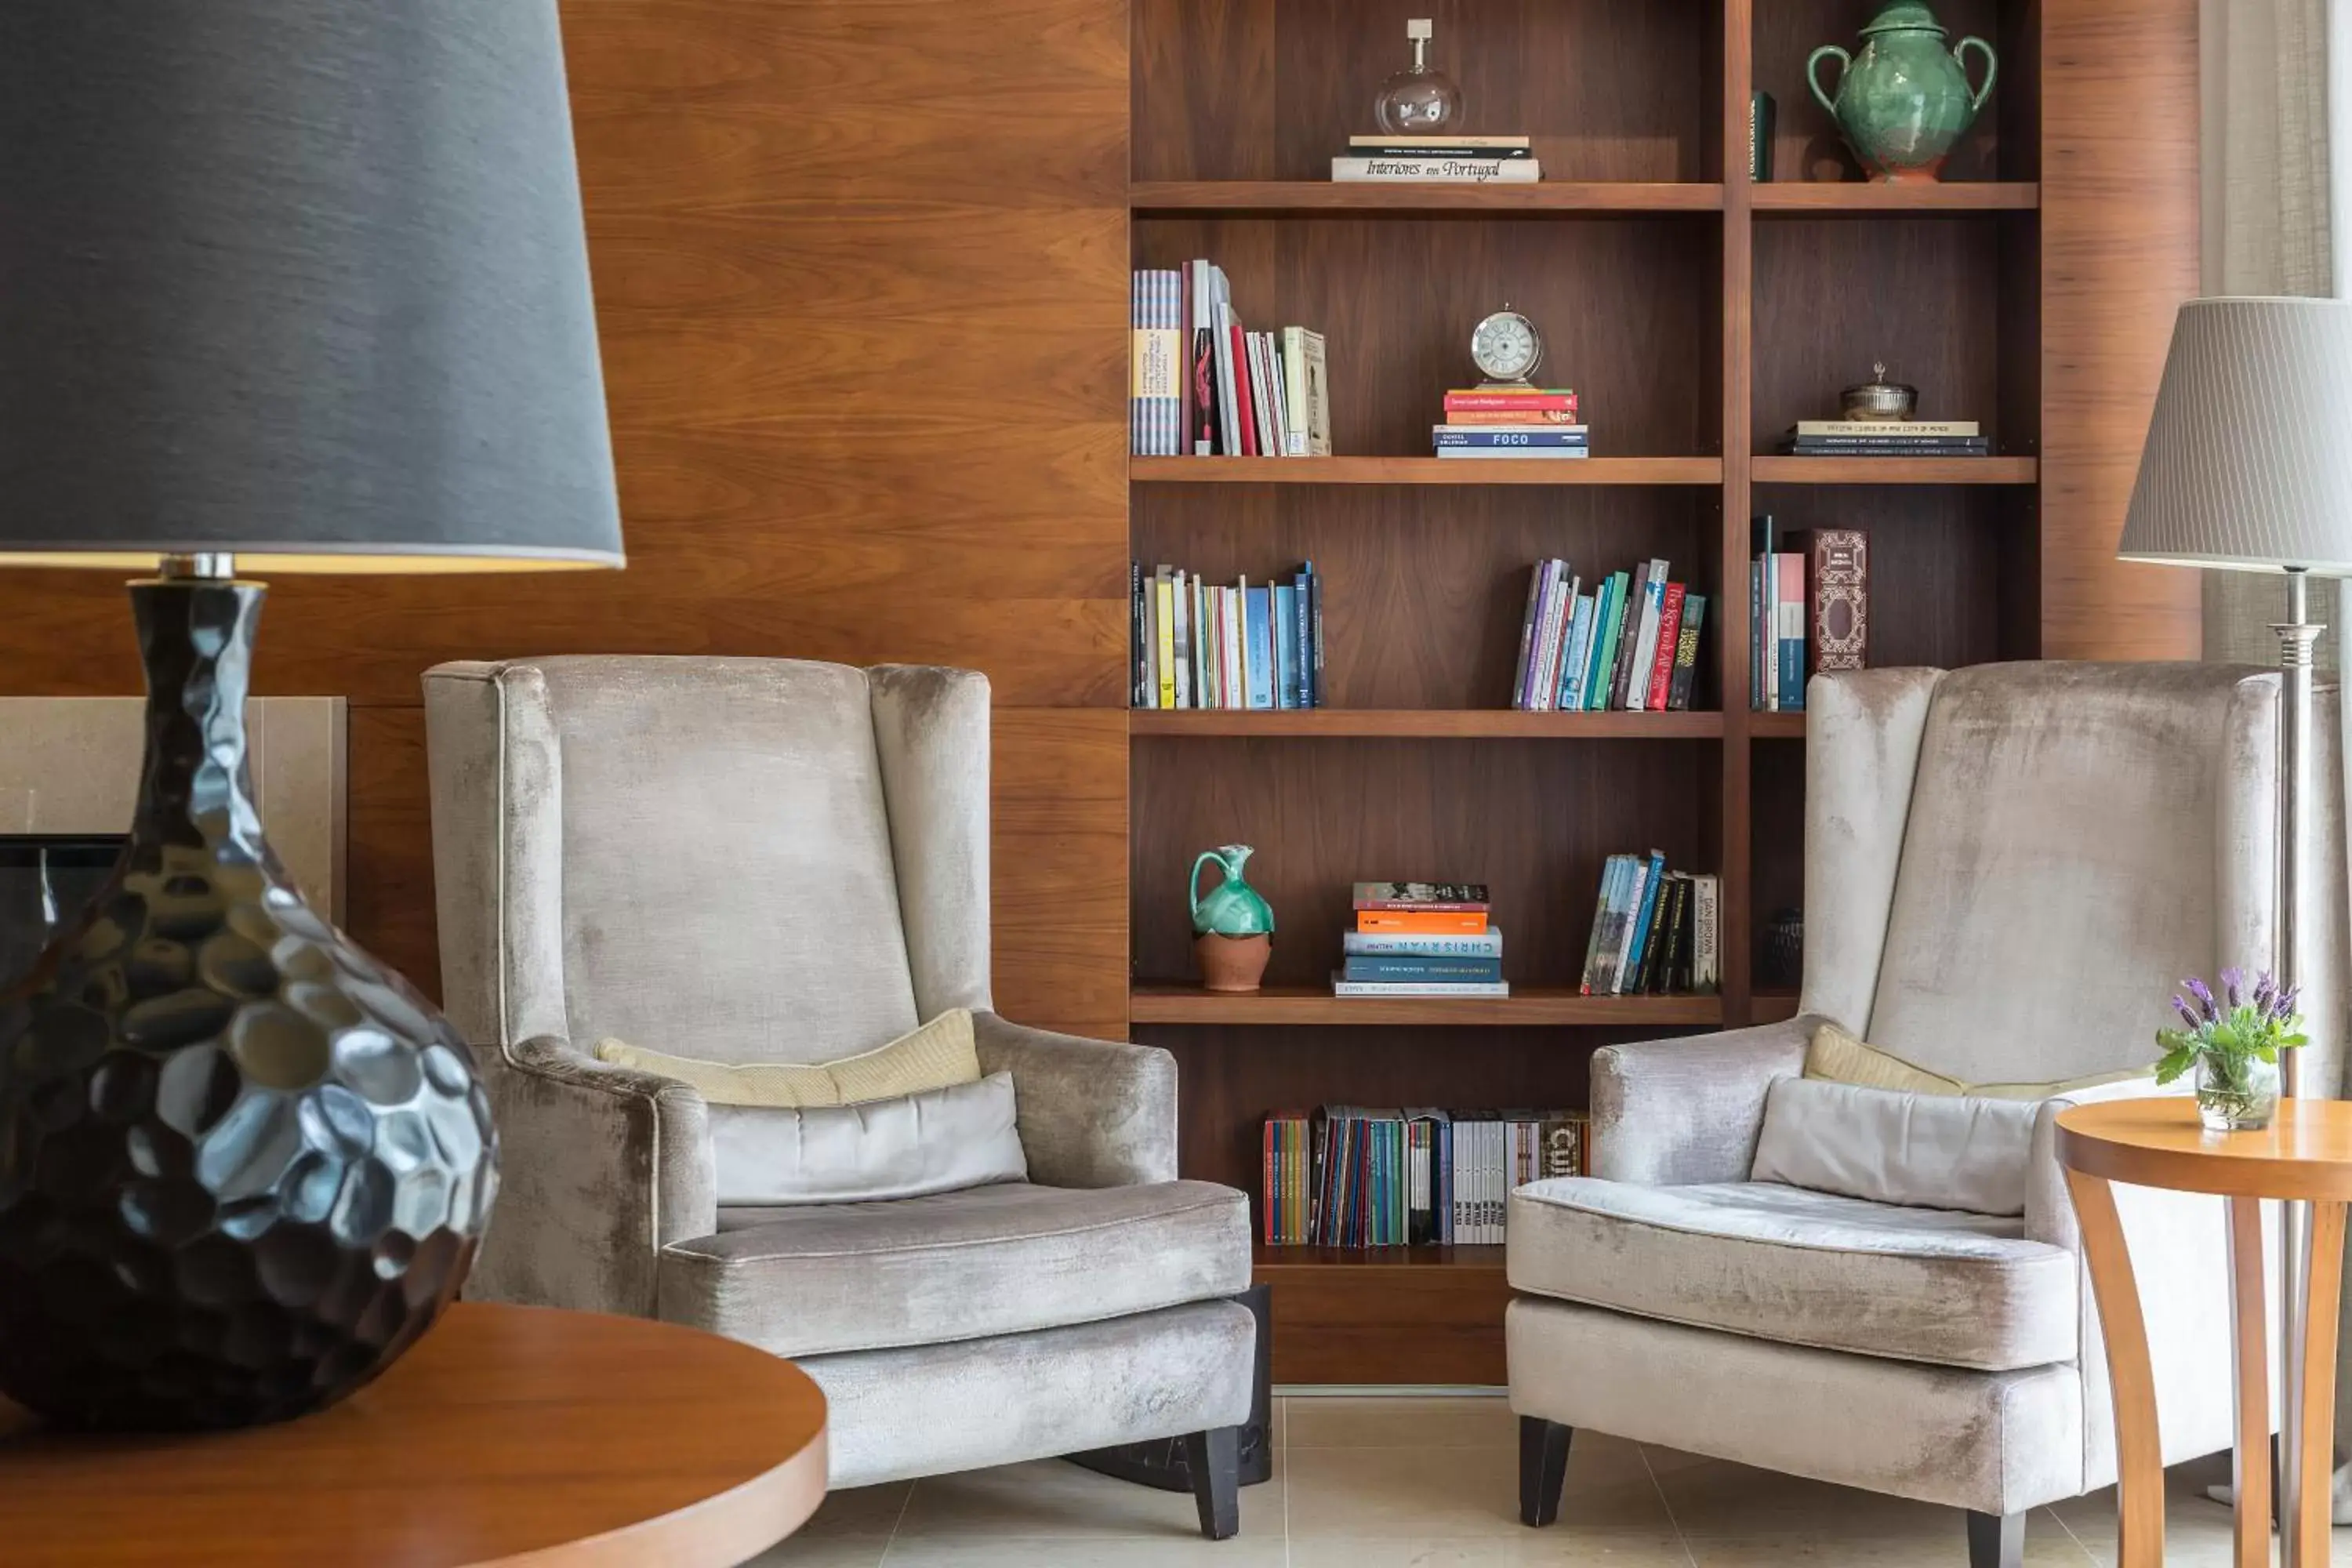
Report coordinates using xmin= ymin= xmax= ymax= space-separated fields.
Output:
xmin=1966 ymin=1509 xmax=2024 ymax=1568
xmin=1519 ymin=1416 xmax=1572 ymax=1527
xmin=1183 ymin=1426 xmax=1240 ymax=1541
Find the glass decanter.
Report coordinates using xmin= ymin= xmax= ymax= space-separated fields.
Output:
xmin=1374 ymin=18 xmax=1462 ymax=135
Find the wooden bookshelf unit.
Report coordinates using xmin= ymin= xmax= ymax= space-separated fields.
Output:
xmin=1127 ymin=0 xmax=2195 ymax=1385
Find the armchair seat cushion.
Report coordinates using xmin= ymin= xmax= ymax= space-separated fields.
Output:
xmin=1508 ymin=1178 xmax=2077 ymax=1372
xmin=656 ymin=1178 xmax=1251 ymax=1358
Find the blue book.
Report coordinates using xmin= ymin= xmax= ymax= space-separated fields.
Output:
xmin=1618 ymin=851 xmax=1668 ymax=993
xmin=1584 ymin=572 xmax=1628 ymax=710
xmin=1293 ymin=567 xmax=1316 ymax=708
xmin=1556 ymin=592 xmax=1595 ymax=710
xmin=1751 ymin=558 xmax=1767 ymax=711
xmin=1272 ymin=583 xmax=1299 ymax=709
xmin=1432 ymin=428 xmax=1592 ymax=449
xmin=1245 ymin=586 xmax=1276 ymax=710
xmin=1341 ymin=956 xmax=1505 ymax=983
xmin=1344 ymin=926 xmax=1504 ymax=958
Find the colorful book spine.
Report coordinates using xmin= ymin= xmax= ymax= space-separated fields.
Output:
xmin=1340 ymin=956 xmax=1505 ymax=983
xmin=1244 ymin=585 xmax=1274 ymax=709
xmin=1646 ymin=581 xmax=1686 ymax=712
xmin=1444 ymin=389 xmax=1579 ymax=416
xmin=1511 ymin=561 xmax=1545 ymax=710
xmin=1432 ymin=428 xmax=1590 ymax=448
xmin=1776 ymin=552 xmax=1806 ymax=711
xmin=1357 ymin=909 xmax=1490 ymax=935
xmin=1330 ymin=978 xmax=1511 ymax=997
xmin=1585 ymin=572 xmax=1627 ymax=711
xmin=1667 ymin=593 xmax=1706 ymax=712
xmin=1343 ymin=926 xmax=1505 ymax=958
xmin=1558 ymin=591 xmax=1596 ymax=710
xmin=1271 ymin=582 xmax=1296 ymax=709
xmin=1153 ymin=572 xmax=1176 ymax=710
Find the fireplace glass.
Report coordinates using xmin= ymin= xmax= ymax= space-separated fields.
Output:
xmin=0 ymin=837 xmax=123 ymax=989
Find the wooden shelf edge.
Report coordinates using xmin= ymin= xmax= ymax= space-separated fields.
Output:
xmin=1255 ymin=1243 xmax=1508 ymax=1270
xmin=1751 ymin=181 xmax=2040 ymax=212
xmin=1751 ymin=456 xmax=2039 ymax=485
xmin=1131 ymin=456 xmax=1725 ymax=486
xmin=1132 ymin=180 xmax=1724 ymax=215
xmin=1130 ymin=983 xmax=1723 ymax=1027
xmin=1750 ymin=713 xmax=1807 ymax=739
xmin=1131 ymin=710 xmax=1724 ymax=739
xmin=1750 ymin=992 xmax=1804 ymax=1025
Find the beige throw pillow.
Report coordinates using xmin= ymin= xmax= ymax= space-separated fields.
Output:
xmin=1804 ymin=1021 xmax=2143 ymax=1102
xmin=594 ymin=1007 xmax=980 ymax=1108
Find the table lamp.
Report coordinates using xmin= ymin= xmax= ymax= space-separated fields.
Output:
xmin=0 ymin=5 xmax=622 ymax=1430
xmin=2118 ymin=295 xmax=2352 ymax=1561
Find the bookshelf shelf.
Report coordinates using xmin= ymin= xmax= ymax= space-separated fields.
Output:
xmin=1254 ymin=1243 xmax=1507 ymax=1270
xmin=1131 ymin=710 xmax=1722 ymax=739
xmin=1131 ymin=456 xmax=1724 ymax=487
xmin=1751 ymin=181 xmax=2039 ymax=213
xmin=1130 ymin=984 xmax=1723 ymax=1028
xmin=1131 ymin=180 xmax=1726 ymax=216
xmin=1751 ymin=456 xmax=2040 ymax=485
xmin=1751 ymin=713 xmax=1807 ymax=739
xmin=1751 ymin=992 xmax=1805 ymax=1025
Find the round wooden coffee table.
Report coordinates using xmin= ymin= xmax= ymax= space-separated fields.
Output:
xmin=0 ymin=1302 xmax=828 ymax=1566
xmin=2059 ymin=1097 xmax=2352 ymax=1568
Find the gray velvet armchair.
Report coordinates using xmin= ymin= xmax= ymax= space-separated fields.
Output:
xmin=422 ymin=656 xmax=1254 ymax=1524
xmin=1508 ymin=664 xmax=2350 ymax=1566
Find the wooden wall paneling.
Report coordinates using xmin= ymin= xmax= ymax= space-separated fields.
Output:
xmin=992 ymin=709 xmax=1131 ymax=1040
xmin=1131 ymin=736 xmax=1715 ymax=991
xmin=1254 ymin=1250 xmax=1513 ymax=1385
xmin=1136 ymin=216 xmax=1719 ymax=459
xmin=344 ymin=706 xmax=441 ymax=1001
xmin=2037 ymin=0 xmax=2201 ymax=659
xmin=1131 ymin=0 xmax=1275 ymax=181
xmin=1132 ymin=487 xmax=1718 ymax=710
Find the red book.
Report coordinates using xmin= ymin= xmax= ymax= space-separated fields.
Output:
xmin=1645 ymin=583 xmax=1686 ymax=711
xmin=1230 ymin=323 xmax=1258 ymax=456
xmin=1444 ymin=390 xmax=1580 ymax=417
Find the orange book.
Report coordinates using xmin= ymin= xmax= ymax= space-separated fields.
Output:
xmin=1356 ymin=909 xmax=1490 ymax=935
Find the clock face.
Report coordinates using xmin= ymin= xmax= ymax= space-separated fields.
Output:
xmin=1472 ymin=311 xmax=1542 ymax=383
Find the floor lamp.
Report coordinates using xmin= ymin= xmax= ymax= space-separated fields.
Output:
xmin=2117 ymin=296 xmax=2352 ymax=1563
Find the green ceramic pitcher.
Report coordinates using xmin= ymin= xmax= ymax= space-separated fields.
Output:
xmin=1808 ymin=1 xmax=1995 ymax=184
xmin=1190 ymin=844 xmax=1275 ymax=936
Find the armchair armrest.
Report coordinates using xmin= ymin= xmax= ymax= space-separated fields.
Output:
xmin=972 ymin=1011 xmax=1177 ymax=1188
xmin=1590 ymin=1017 xmax=1817 ymax=1186
xmin=469 ymin=1036 xmax=717 ymax=1317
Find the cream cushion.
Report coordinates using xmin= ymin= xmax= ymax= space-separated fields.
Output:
xmin=1804 ymin=1021 xmax=2144 ymax=1101
xmin=1508 ymin=1177 xmax=2078 ymax=1371
xmin=708 ymin=1072 xmax=1026 ymax=1206
xmin=1751 ymin=1076 xmax=2038 ymax=1215
xmin=594 ymin=1007 xmax=978 ymax=1108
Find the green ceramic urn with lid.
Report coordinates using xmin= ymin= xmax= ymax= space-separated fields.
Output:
xmin=1807 ymin=1 xmax=1996 ymax=183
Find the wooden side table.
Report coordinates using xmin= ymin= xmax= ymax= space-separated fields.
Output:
xmin=0 ymin=1302 xmax=828 ymax=1567
xmin=2058 ymin=1097 xmax=2352 ymax=1568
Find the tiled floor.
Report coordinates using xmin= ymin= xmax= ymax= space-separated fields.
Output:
xmin=748 ymin=1394 xmax=2350 ymax=1566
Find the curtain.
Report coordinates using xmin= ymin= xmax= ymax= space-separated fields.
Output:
xmin=2199 ymin=0 xmax=2337 ymax=666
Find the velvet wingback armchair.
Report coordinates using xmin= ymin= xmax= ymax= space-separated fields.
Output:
xmin=1507 ymin=663 xmax=2350 ymax=1567
xmin=423 ymin=655 xmax=1254 ymax=1524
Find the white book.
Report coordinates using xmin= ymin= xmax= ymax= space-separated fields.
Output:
xmin=1759 ymin=557 xmax=1778 ymax=712
xmin=1332 ymin=156 xmax=1543 ymax=183
xmin=1793 ymin=419 xmax=1979 ymax=437
xmin=1624 ymin=559 xmax=1665 ymax=712
xmin=1330 ymin=976 xmax=1510 ymax=998
xmin=1529 ymin=561 xmax=1566 ymax=713
xmin=1140 ymin=571 xmax=1158 ymax=707
xmin=1486 ymin=1123 xmax=1502 ymax=1243
xmin=1171 ymin=570 xmax=1190 ymax=709
xmin=1510 ymin=563 xmax=1544 ymax=710
xmin=1693 ymin=874 xmax=1721 ymax=993
xmin=1279 ymin=327 xmax=1331 ymax=456
xmin=1213 ymin=295 xmax=1243 ymax=457
xmin=1263 ymin=333 xmax=1292 ymax=456
xmin=1222 ymin=586 xmax=1244 ymax=709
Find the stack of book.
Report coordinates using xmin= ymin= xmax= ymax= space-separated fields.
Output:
xmin=1132 ymin=561 xmax=1324 ymax=710
xmin=1512 ymin=558 xmax=1705 ymax=712
xmin=1130 ymin=263 xmax=1330 ymax=458
xmin=1578 ymin=852 xmax=1719 ymax=996
xmin=1336 ymin=883 xmax=1505 ymax=998
xmin=1333 ymin=134 xmax=1541 ymax=184
xmin=1261 ymin=1105 xmax=1589 ymax=1247
xmin=1779 ymin=419 xmax=1987 ymax=457
xmin=1435 ymin=384 xmax=1585 ymax=459
xmin=1751 ymin=520 xmax=1868 ymax=712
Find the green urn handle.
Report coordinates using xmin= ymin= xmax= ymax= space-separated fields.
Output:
xmin=1191 ymin=844 xmax=1275 ymax=937
xmin=1806 ymin=2 xmax=1995 ymax=184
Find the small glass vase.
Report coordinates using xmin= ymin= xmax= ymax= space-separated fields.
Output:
xmin=2194 ymin=1052 xmax=2281 ymax=1132
xmin=1374 ymin=19 xmax=1463 ymax=135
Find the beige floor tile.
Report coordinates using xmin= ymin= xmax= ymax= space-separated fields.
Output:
xmin=1648 ymin=1457 xmax=1955 ymax=1540
xmin=1288 ymin=1532 xmax=1697 ymax=1566
xmin=890 ymin=1457 xmax=1285 ymax=1543
xmin=880 ymin=1539 xmax=1291 ymax=1566
xmin=1286 ymin=1394 xmax=1518 ymax=1450
xmin=793 ymin=1482 xmax=914 ymax=1539
xmin=740 ymin=1536 xmax=891 ymax=1568
xmin=1287 ymin=1440 xmax=1671 ymax=1538
xmin=1683 ymin=1530 xmax=2093 ymax=1566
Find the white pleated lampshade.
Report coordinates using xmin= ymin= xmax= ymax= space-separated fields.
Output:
xmin=2119 ymin=297 xmax=2352 ymax=574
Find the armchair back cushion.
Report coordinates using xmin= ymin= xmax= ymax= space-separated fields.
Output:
xmin=707 ymin=1072 xmax=1026 ymax=1205
xmin=1751 ymin=1076 xmax=2038 ymax=1215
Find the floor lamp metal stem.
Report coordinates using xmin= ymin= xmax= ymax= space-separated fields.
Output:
xmin=2276 ymin=565 xmax=2319 ymax=1566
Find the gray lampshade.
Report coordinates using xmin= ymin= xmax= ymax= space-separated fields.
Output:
xmin=0 ymin=4 xmax=622 ymax=572
xmin=2119 ymin=297 xmax=2352 ymax=575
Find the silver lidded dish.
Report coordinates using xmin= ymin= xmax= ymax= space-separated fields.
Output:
xmin=1840 ymin=361 xmax=1918 ymax=421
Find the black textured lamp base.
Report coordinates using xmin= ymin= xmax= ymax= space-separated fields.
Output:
xmin=1068 ymin=1284 xmax=1274 ymax=1490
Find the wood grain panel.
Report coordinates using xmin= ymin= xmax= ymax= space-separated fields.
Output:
xmin=0 ymin=0 xmax=1135 ymax=1056
xmin=2038 ymin=0 xmax=2201 ymax=659
xmin=1131 ymin=736 xmax=1714 ymax=991
xmin=1254 ymin=1250 xmax=1512 ymax=1385
xmin=1138 ymin=216 xmax=1718 ymax=459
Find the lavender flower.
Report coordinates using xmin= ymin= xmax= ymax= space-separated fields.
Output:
xmin=2222 ymin=967 xmax=2245 ymax=1007
xmin=2185 ymin=976 xmax=2218 ymax=1022
xmin=2174 ymin=996 xmax=2203 ymax=1029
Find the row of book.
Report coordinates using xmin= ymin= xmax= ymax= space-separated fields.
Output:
xmin=1333 ymin=882 xmax=1504 ymax=998
xmin=1333 ymin=133 xmax=1541 ymax=185
xmin=1512 ymin=558 xmax=1706 ymax=712
xmin=1129 ymin=263 xmax=1331 ymax=458
xmin=1780 ymin=419 xmax=1988 ymax=457
xmin=1578 ymin=852 xmax=1720 ymax=996
xmin=1261 ymin=1104 xmax=1590 ymax=1247
xmin=1751 ymin=521 xmax=1867 ymax=712
xmin=1132 ymin=561 xmax=1325 ymax=710
xmin=1436 ymin=385 xmax=1588 ymax=460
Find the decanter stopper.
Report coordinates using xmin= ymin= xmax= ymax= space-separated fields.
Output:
xmin=1375 ymin=17 xmax=1462 ymax=135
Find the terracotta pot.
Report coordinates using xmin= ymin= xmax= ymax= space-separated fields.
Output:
xmin=1196 ymin=932 xmax=1272 ymax=993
